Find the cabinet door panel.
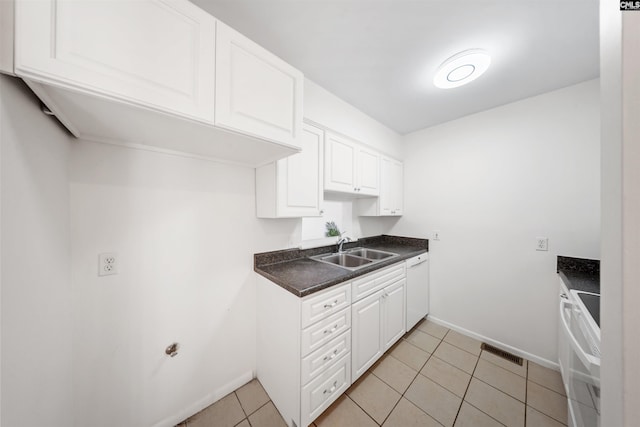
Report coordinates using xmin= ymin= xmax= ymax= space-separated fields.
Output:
xmin=383 ymin=280 xmax=406 ymax=350
xmin=378 ymin=157 xmax=403 ymax=216
xmin=301 ymin=353 xmax=351 ymax=427
xmin=15 ymin=0 xmax=216 ymax=122
xmin=277 ymin=124 xmax=323 ymax=216
xmin=215 ymin=21 xmax=303 ymax=149
xmin=301 ymin=309 xmax=351 ymax=357
xmin=351 ymin=290 xmax=383 ymax=381
xmin=357 ymin=147 xmax=379 ymax=196
xmin=391 ymin=159 xmax=404 ymax=215
xmin=324 ymin=133 xmax=356 ymax=193
xmin=301 ymin=281 xmax=350 ymax=329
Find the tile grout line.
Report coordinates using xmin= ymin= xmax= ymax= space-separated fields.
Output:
xmin=344 ymin=394 xmax=382 ymax=426
xmin=378 ymin=340 xmax=437 ymax=426
xmin=451 ymin=347 xmax=482 ymax=426
xmin=524 ymin=361 xmax=529 ymax=426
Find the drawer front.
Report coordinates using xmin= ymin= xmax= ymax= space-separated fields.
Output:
xmin=301 ymin=353 xmax=351 ymax=427
xmin=301 ymin=282 xmax=351 ymax=329
xmin=301 ymin=330 xmax=351 ymax=386
xmin=352 ymin=263 xmax=405 ymax=302
xmin=301 ymin=308 xmax=351 ymax=357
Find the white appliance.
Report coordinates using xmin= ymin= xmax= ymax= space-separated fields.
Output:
xmin=558 ymin=278 xmax=600 ymax=427
xmin=405 ymin=253 xmax=429 ymax=330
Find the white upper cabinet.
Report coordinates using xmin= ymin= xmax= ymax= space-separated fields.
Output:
xmin=358 ymin=156 xmax=403 ymax=216
xmin=356 ymin=146 xmax=380 ymax=196
xmin=215 ymin=21 xmax=303 ymax=150
xmin=14 ymin=0 xmax=216 ymax=123
xmin=256 ymin=123 xmax=324 ymax=218
xmin=324 ymin=132 xmax=379 ymax=196
xmin=9 ymin=0 xmax=303 ymax=166
xmin=324 ymin=132 xmax=357 ymax=193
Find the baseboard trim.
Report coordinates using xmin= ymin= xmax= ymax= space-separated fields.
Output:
xmin=153 ymin=370 xmax=254 ymax=427
xmin=426 ymin=316 xmax=559 ymax=370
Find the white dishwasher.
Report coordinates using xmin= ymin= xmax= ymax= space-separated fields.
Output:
xmin=405 ymin=253 xmax=429 ymax=330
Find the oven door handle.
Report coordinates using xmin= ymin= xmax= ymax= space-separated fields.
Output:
xmin=560 ymin=299 xmax=601 ymax=370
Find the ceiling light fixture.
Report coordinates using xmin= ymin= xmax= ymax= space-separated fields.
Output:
xmin=433 ymin=49 xmax=491 ymax=89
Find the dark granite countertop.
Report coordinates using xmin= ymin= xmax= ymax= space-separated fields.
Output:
xmin=557 ymin=256 xmax=600 ymax=294
xmin=255 ymin=235 xmax=428 ymax=297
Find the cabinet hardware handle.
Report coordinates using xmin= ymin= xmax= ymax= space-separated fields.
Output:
xmin=323 ymin=381 xmax=338 ymax=395
xmin=323 ymin=349 xmax=339 ymax=362
xmin=560 ymin=293 xmax=568 ymax=299
xmin=324 ymin=300 xmax=339 ymax=309
xmin=323 ymin=324 xmax=339 ymax=334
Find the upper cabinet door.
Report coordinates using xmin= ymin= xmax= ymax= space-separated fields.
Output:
xmin=390 ymin=158 xmax=404 ymax=215
xmin=379 ymin=157 xmax=403 ymax=215
xmin=277 ymin=123 xmax=323 ymax=217
xmin=324 ymin=132 xmax=357 ymax=193
xmin=215 ymin=21 xmax=303 ymax=150
xmin=14 ymin=0 xmax=216 ymax=123
xmin=356 ymin=147 xmax=380 ymax=196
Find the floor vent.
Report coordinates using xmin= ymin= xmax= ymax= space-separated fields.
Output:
xmin=481 ymin=343 xmax=524 ymax=366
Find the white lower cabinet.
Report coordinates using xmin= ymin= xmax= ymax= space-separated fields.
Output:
xmin=301 ymin=353 xmax=351 ymax=425
xmin=256 ymin=261 xmax=406 ymax=427
xmin=352 ymin=290 xmax=384 ymax=379
xmin=351 ymin=276 xmax=406 ymax=382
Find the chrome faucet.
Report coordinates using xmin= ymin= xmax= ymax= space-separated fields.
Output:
xmin=337 ymin=235 xmax=351 ymax=253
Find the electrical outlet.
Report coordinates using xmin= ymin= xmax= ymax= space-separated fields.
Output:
xmin=433 ymin=230 xmax=441 ymax=241
xmin=536 ymin=237 xmax=549 ymax=251
xmin=99 ymin=253 xmax=118 ymax=276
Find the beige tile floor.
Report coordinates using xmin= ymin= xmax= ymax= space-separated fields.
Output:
xmin=178 ymin=319 xmax=567 ymax=427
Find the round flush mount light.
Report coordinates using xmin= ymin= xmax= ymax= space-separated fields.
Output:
xmin=433 ymin=49 xmax=491 ymax=89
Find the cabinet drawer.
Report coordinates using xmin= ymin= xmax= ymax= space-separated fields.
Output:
xmin=352 ymin=263 xmax=405 ymax=302
xmin=301 ymin=330 xmax=351 ymax=386
xmin=301 ymin=353 xmax=351 ymax=427
xmin=301 ymin=283 xmax=351 ymax=329
xmin=301 ymin=308 xmax=351 ymax=357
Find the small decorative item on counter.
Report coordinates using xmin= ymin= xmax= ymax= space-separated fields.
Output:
xmin=325 ymin=221 xmax=341 ymax=237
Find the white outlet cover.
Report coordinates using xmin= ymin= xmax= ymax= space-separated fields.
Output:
xmin=99 ymin=252 xmax=118 ymax=276
xmin=536 ymin=237 xmax=549 ymax=251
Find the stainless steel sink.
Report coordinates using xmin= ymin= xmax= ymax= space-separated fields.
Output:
xmin=310 ymin=247 xmax=398 ymax=270
xmin=345 ymin=248 xmax=396 ymax=260
xmin=320 ymin=254 xmax=373 ymax=268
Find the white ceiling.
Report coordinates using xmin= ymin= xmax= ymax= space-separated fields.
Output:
xmin=191 ymin=0 xmax=599 ymax=135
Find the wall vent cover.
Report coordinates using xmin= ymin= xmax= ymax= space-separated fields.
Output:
xmin=481 ymin=343 xmax=524 ymax=366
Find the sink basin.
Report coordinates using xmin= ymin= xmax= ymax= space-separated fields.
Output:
xmin=310 ymin=247 xmax=398 ymax=270
xmin=320 ymin=254 xmax=373 ymax=268
xmin=345 ymin=248 xmax=396 ymax=260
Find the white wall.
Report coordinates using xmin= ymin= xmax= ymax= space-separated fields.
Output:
xmin=69 ymin=140 xmax=299 ymax=427
xmin=0 ymin=75 xmax=74 ymax=426
xmin=392 ymin=80 xmax=600 ymax=363
xmin=304 ymin=79 xmax=402 ymax=159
